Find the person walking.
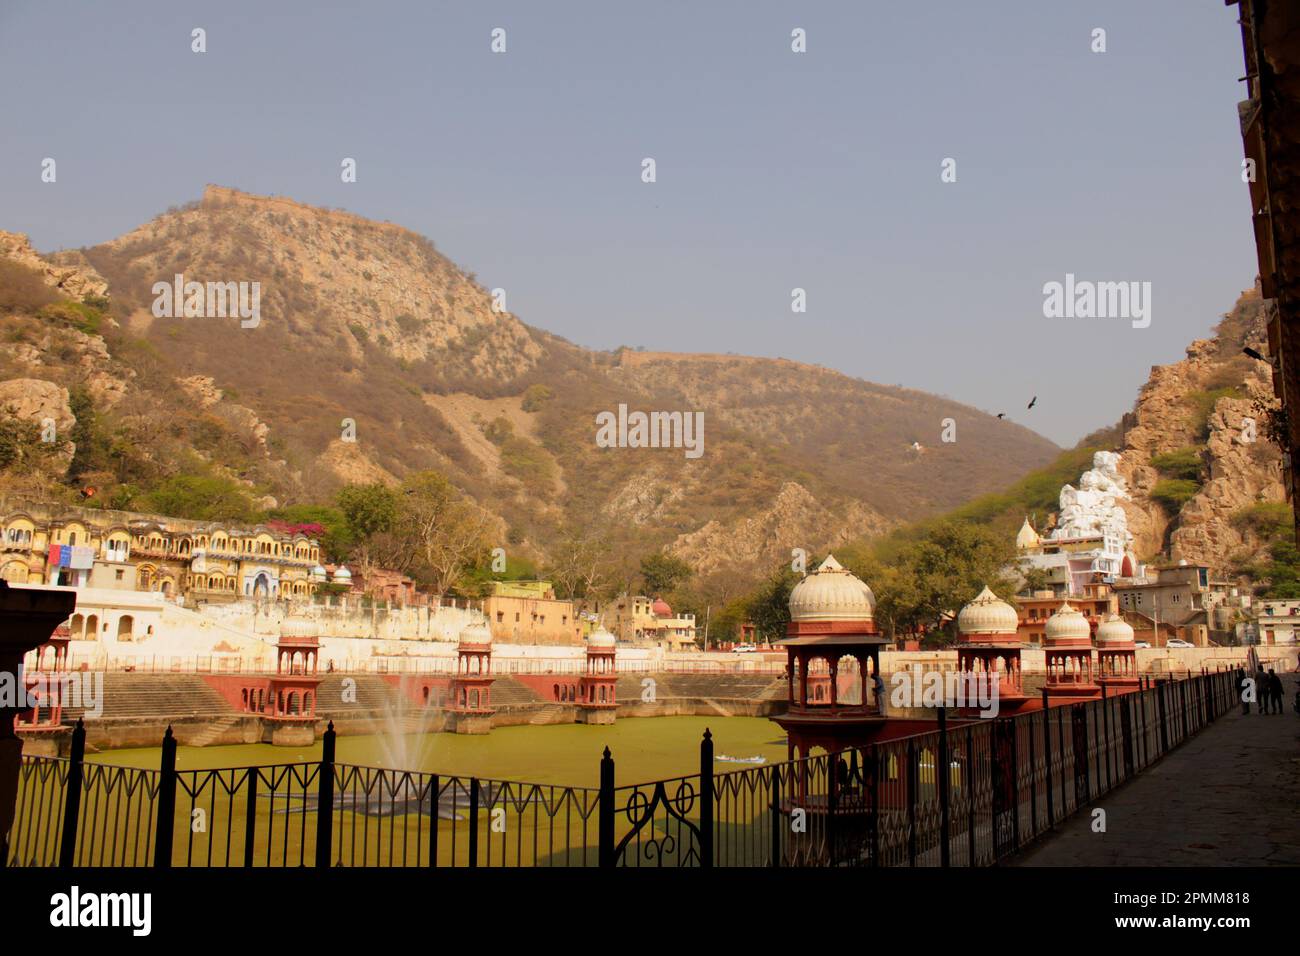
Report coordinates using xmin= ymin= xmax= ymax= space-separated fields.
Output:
xmin=1267 ymin=669 xmax=1284 ymax=717
xmin=1256 ymin=666 xmax=1270 ymax=714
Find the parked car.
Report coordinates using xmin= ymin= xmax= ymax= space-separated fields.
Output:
xmin=731 ymin=644 xmax=757 ymax=653
xmin=1134 ymin=641 xmax=1151 ymax=649
xmin=1165 ymin=639 xmax=1195 ymax=648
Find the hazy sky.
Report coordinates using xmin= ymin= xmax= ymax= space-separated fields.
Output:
xmin=0 ymin=1 xmax=1257 ymax=447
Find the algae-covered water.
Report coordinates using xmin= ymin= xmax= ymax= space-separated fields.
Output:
xmin=89 ymin=716 xmax=789 ymax=787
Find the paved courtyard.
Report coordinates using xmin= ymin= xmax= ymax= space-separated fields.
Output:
xmin=1015 ymin=699 xmax=1300 ymax=867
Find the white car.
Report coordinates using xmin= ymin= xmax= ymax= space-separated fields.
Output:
xmin=731 ymin=644 xmax=757 ymax=653
xmin=1165 ymin=639 xmax=1195 ymax=648
xmin=1134 ymin=641 xmax=1152 ymax=649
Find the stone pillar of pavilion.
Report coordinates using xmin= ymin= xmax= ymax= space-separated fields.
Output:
xmin=954 ymin=586 xmax=1030 ymax=715
xmin=1096 ymin=614 xmax=1141 ymax=694
xmin=577 ymin=626 xmax=618 ymax=725
xmin=264 ymin=617 xmax=321 ymax=746
xmin=449 ymin=621 xmax=495 ymax=735
xmin=0 ymin=581 xmax=77 ymax=864
xmin=1042 ymin=602 xmax=1101 ymax=704
xmin=15 ymin=623 xmax=73 ymax=756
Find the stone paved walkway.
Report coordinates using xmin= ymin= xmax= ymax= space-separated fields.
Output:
xmin=1014 ymin=701 xmax=1300 ymax=867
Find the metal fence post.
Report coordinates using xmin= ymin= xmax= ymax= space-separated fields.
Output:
xmin=428 ymin=773 xmax=439 ymax=868
xmin=699 ymin=729 xmax=713 ymax=868
xmin=1008 ymin=718 xmax=1021 ymax=851
xmin=468 ymin=777 xmax=480 ymax=867
xmin=1100 ymin=686 xmax=1112 ymax=793
xmin=1041 ymin=705 xmax=1054 ymax=828
xmin=937 ymin=707 xmax=950 ymax=867
xmin=869 ymin=743 xmax=880 ymax=868
xmin=1157 ymin=680 xmax=1169 ymax=754
xmin=906 ymin=738 xmax=917 ymax=866
xmin=315 ymin=721 xmax=335 ymax=868
xmin=769 ymin=768 xmax=781 ymax=868
xmin=967 ymin=726 xmax=977 ymax=864
xmin=243 ymin=768 xmax=257 ymax=867
xmin=598 ymin=747 xmax=614 ymax=868
xmin=153 ymin=726 xmax=177 ymax=868
xmin=58 ymin=718 xmax=86 ymax=868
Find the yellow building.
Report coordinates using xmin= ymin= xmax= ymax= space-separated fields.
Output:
xmin=0 ymin=500 xmax=321 ymax=603
xmin=481 ymin=580 xmax=583 ymax=646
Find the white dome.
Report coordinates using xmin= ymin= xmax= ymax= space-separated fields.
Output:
xmin=1044 ymin=602 xmax=1092 ymax=645
xmin=1096 ymin=614 xmax=1135 ymax=646
xmin=459 ymin=620 xmax=493 ymax=646
xmin=332 ymin=565 xmax=352 ymax=581
xmin=1016 ymin=517 xmax=1040 ymax=550
xmin=958 ymin=586 xmax=1019 ymax=636
xmin=280 ymin=617 xmax=319 ymax=639
xmin=788 ymin=555 xmax=875 ymax=623
xmin=587 ymin=626 xmax=617 ymax=648
xmin=310 ymin=565 xmax=327 ymax=581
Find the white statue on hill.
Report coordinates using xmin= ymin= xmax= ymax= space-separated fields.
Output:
xmin=1051 ymin=451 xmax=1132 ymax=546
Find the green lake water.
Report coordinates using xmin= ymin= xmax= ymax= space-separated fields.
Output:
xmin=89 ymin=716 xmax=789 ymax=788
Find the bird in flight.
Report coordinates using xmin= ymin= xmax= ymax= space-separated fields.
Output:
xmin=1243 ymin=346 xmax=1268 ymax=362
xmin=1027 ymin=396 xmax=1038 ymax=410
xmin=996 ymin=413 xmax=1006 ymax=420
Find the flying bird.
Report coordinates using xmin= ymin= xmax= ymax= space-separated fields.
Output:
xmin=996 ymin=413 xmax=1006 ymax=420
xmin=1243 ymin=346 xmax=1267 ymax=362
xmin=1027 ymin=396 xmax=1038 ymax=410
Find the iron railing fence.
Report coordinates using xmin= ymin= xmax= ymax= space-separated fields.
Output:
xmin=4 ymin=670 xmax=1240 ymax=868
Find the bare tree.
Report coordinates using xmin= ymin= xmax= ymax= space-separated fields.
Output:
xmin=400 ymin=471 xmax=493 ymax=597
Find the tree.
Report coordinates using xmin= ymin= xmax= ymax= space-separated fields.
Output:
xmin=547 ymin=530 xmax=614 ymax=603
xmin=639 ymin=552 xmax=692 ymax=596
xmin=846 ymin=521 xmax=1017 ymax=642
xmin=143 ymin=474 xmax=261 ymax=523
xmin=336 ymin=482 xmax=399 ymax=541
xmin=398 ymin=471 xmax=494 ymax=597
xmin=745 ymin=567 xmax=799 ymax=643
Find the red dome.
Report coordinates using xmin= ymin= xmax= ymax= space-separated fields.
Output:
xmin=651 ymin=598 xmax=672 ymax=616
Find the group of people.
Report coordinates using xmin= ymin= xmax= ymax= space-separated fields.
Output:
xmin=1236 ymin=664 xmax=1291 ymax=715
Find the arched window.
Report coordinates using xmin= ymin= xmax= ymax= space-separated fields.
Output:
xmin=116 ymin=615 xmax=134 ymax=642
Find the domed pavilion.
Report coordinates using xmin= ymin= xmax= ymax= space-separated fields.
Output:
xmin=772 ymin=555 xmax=890 ymax=760
xmin=1096 ymin=613 xmax=1140 ymax=693
xmin=954 ymin=586 xmax=1030 ymax=714
xmin=1042 ymin=602 xmax=1101 ymax=703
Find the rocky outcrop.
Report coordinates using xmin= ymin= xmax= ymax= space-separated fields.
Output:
xmin=0 ymin=378 xmax=76 ymax=472
xmin=0 ymin=231 xmax=108 ymax=300
xmin=1111 ymin=287 xmax=1284 ymax=569
xmin=670 ymin=481 xmax=892 ymax=576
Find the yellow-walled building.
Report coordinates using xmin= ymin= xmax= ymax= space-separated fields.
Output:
xmin=0 ymin=499 xmax=322 ymax=603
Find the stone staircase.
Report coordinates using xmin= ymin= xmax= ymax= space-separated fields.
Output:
xmin=183 ymin=714 xmax=243 ymax=747
xmin=527 ymin=704 xmax=569 ymax=725
xmin=489 ymin=677 xmax=546 ymax=706
xmin=62 ymin=673 xmax=236 ymax=722
xmin=615 ymin=672 xmax=787 ymax=705
xmin=314 ymin=675 xmax=402 ymax=717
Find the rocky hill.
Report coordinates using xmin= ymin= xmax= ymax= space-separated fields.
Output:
xmin=0 ymin=185 xmax=1060 ymax=576
xmin=1111 ymin=286 xmax=1286 ymax=571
